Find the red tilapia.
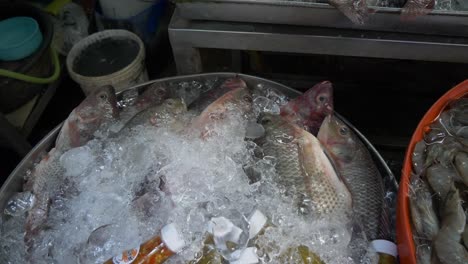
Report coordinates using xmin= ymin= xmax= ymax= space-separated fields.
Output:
xmin=280 ymin=81 xmax=334 ymax=136
xmin=189 ymin=77 xmax=248 ymax=114
xmin=190 ymin=86 xmax=252 ymax=138
xmin=23 ymin=86 xmax=119 ymax=253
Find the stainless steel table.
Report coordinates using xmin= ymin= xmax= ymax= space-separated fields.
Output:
xmin=169 ymin=1 xmax=468 ymax=74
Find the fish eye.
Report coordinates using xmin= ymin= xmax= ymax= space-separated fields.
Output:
xmin=98 ymin=93 xmax=108 ymax=101
xmin=261 ymin=117 xmax=271 ymax=124
xmin=155 ymin=88 xmax=166 ymax=96
xmin=339 ymin=126 xmax=349 ymax=136
xmin=166 ymin=100 xmax=175 ymax=106
xmin=243 ymin=95 xmax=252 ymax=103
xmin=317 ymin=94 xmax=328 ymax=104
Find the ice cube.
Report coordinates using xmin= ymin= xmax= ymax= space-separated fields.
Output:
xmin=207 ymin=209 xmax=250 ymax=261
xmin=118 ymin=88 xmax=139 ymax=108
xmin=4 ymin=192 xmax=35 ymax=216
xmin=248 ymin=210 xmax=267 ymax=239
xmin=230 ymin=247 xmax=259 ymax=264
xmin=60 ymin=145 xmax=95 ymax=176
xmin=245 ymin=121 xmax=265 ymax=139
xmin=161 ymin=223 xmax=186 ymax=253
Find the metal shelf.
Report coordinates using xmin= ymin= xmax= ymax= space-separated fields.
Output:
xmin=169 ymin=7 xmax=468 ymax=74
xmin=176 ymin=1 xmax=468 ymax=37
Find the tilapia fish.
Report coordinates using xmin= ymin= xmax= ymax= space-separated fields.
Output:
xmin=318 ymin=115 xmax=388 ymax=240
xmin=134 ymin=84 xmax=170 ymax=111
xmin=258 ymin=114 xmax=352 ymax=217
xmin=189 ymin=77 xmax=248 ymax=114
xmin=22 ymin=86 xmax=119 ymax=251
xmin=119 ymin=98 xmax=187 ymax=134
xmin=280 ymin=81 xmax=334 ymax=136
xmin=55 ymin=86 xmax=119 ymax=151
xmin=191 ymin=85 xmax=253 ymax=138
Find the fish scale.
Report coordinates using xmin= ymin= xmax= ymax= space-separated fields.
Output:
xmin=20 ymin=86 xmax=120 ymax=257
xmin=259 ymin=114 xmax=352 ymax=217
xmin=339 ymin=154 xmax=386 ymax=240
xmin=318 ymin=115 xmax=389 ymax=241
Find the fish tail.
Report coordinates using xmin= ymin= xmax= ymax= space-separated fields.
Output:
xmin=401 ymin=0 xmax=434 ymax=21
xmin=378 ymin=199 xmax=393 ymax=240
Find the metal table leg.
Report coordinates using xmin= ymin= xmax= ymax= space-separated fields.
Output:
xmin=169 ymin=16 xmax=203 ymax=74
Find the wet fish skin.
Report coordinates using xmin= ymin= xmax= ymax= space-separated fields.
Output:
xmin=23 ymin=150 xmax=64 ymax=250
xmin=259 ymin=114 xmax=352 ymax=217
xmin=189 ymin=77 xmax=247 ymax=114
xmin=433 ymin=188 xmax=468 ymax=264
xmin=191 ymin=86 xmax=252 ymax=137
xmin=409 ymin=177 xmax=439 ymax=240
xmin=280 ymin=81 xmax=333 ymax=135
xmin=317 ymin=115 xmax=387 ymax=240
xmin=22 ymin=86 xmax=120 ymax=253
xmin=55 ymin=86 xmax=119 ymax=151
xmin=134 ymin=84 xmax=170 ymax=112
xmin=120 ymin=98 xmax=187 ymax=132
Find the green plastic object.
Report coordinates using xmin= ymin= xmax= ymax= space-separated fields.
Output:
xmin=0 ymin=47 xmax=60 ymax=84
xmin=0 ymin=16 xmax=43 ymax=61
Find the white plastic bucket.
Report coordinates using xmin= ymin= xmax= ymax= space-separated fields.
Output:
xmin=66 ymin=29 xmax=148 ymax=95
xmin=99 ymin=0 xmax=155 ymax=19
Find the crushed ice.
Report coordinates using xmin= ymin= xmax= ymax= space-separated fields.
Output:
xmin=1 ymin=82 xmax=372 ymax=264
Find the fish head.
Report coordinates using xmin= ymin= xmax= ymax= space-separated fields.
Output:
xmin=55 ymin=86 xmax=119 ymax=150
xmin=161 ymin=98 xmax=187 ymax=115
xmin=317 ymin=115 xmax=358 ymax=164
xmin=281 ymin=81 xmax=333 ymax=134
xmin=76 ymin=86 xmax=119 ymax=123
xmin=230 ymin=86 xmax=253 ymax=111
xmin=148 ymin=98 xmax=187 ymax=128
xmin=222 ymin=77 xmax=247 ymax=90
xmin=191 ymin=87 xmax=252 ymax=137
xmin=206 ymin=87 xmax=252 ymax=118
xmin=136 ymin=85 xmax=169 ymax=110
xmin=303 ymin=81 xmax=334 ymax=118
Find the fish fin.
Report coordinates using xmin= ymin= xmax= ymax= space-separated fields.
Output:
xmin=320 ymin=142 xmax=352 ymax=195
xmin=401 ymin=0 xmax=434 ymax=21
xmin=378 ymin=197 xmax=393 ymax=240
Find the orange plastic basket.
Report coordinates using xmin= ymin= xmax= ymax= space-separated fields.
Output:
xmin=396 ymin=80 xmax=468 ymax=264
